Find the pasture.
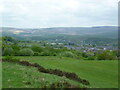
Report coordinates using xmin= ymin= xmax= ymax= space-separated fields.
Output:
xmin=15 ymin=56 xmax=118 ymax=88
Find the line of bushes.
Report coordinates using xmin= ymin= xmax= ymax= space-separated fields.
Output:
xmin=2 ymin=36 xmax=118 ymax=60
xmin=2 ymin=46 xmax=118 ymax=60
xmin=2 ymin=45 xmax=79 ymax=58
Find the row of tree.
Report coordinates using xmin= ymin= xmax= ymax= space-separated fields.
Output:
xmin=2 ymin=36 xmax=118 ymax=60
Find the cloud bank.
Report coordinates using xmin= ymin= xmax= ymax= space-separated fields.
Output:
xmin=1 ymin=0 xmax=119 ymax=28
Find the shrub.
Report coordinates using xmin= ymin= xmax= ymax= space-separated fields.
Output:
xmin=60 ymin=51 xmax=75 ymax=58
xmin=3 ymin=48 xmax=14 ymax=56
xmin=39 ymin=50 xmax=57 ymax=56
xmin=97 ymin=51 xmax=117 ymax=60
xmin=83 ymin=58 xmax=88 ymax=60
xmin=73 ymin=51 xmax=82 ymax=57
xmin=31 ymin=45 xmax=43 ymax=53
xmin=33 ymin=52 xmax=40 ymax=56
xmin=87 ymin=56 xmax=95 ymax=60
xmin=19 ymin=48 xmax=34 ymax=56
xmin=81 ymin=52 xmax=88 ymax=58
xmin=11 ymin=45 xmax=20 ymax=56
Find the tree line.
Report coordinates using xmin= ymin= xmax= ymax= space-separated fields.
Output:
xmin=2 ymin=36 xmax=118 ymax=60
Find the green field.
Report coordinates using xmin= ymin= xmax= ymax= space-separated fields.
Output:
xmin=3 ymin=56 xmax=118 ymax=88
xmin=0 ymin=62 xmax=2 ymax=89
xmin=3 ymin=62 xmax=88 ymax=88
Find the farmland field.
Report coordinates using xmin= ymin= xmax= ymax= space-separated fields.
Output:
xmin=3 ymin=61 xmax=89 ymax=88
xmin=4 ymin=56 xmax=117 ymax=88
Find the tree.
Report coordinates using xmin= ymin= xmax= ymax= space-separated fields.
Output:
xmin=19 ymin=48 xmax=34 ymax=56
xmin=3 ymin=36 xmax=16 ymax=43
xmin=60 ymin=51 xmax=75 ymax=58
xmin=97 ymin=50 xmax=117 ymax=60
xmin=3 ymin=48 xmax=14 ymax=56
xmin=11 ymin=45 xmax=21 ymax=56
xmin=31 ymin=45 xmax=43 ymax=53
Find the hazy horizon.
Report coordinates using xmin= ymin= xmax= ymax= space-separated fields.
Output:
xmin=1 ymin=25 xmax=118 ymax=29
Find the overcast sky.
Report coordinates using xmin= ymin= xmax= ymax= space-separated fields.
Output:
xmin=0 ymin=0 xmax=119 ymax=28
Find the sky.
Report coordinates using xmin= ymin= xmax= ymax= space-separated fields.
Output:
xmin=0 ymin=0 xmax=119 ymax=28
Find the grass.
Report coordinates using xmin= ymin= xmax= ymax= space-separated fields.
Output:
xmin=2 ymin=61 xmax=87 ymax=88
xmin=16 ymin=56 xmax=118 ymax=88
xmin=0 ymin=62 xmax=2 ymax=89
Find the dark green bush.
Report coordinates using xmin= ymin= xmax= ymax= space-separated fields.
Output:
xmin=97 ymin=51 xmax=117 ymax=60
xmin=81 ymin=52 xmax=88 ymax=58
xmin=87 ymin=56 xmax=95 ymax=60
xmin=60 ymin=51 xmax=75 ymax=58
xmin=33 ymin=52 xmax=40 ymax=56
xmin=3 ymin=48 xmax=14 ymax=56
xmin=19 ymin=48 xmax=34 ymax=56
xmin=31 ymin=45 xmax=43 ymax=53
xmin=39 ymin=50 xmax=57 ymax=56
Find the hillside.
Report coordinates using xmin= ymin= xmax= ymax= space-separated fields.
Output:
xmin=2 ymin=56 xmax=118 ymax=88
xmin=1 ymin=26 xmax=118 ymax=46
xmin=1 ymin=26 xmax=118 ymax=38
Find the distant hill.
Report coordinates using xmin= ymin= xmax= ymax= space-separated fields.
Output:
xmin=1 ymin=26 xmax=118 ymax=43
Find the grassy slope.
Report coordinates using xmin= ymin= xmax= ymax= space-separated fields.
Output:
xmin=17 ymin=56 xmax=118 ymax=88
xmin=2 ymin=62 xmax=87 ymax=88
xmin=0 ymin=62 xmax=2 ymax=89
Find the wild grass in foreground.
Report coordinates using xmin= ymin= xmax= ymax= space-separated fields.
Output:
xmin=16 ymin=56 xmax=118 ymax=88
xmin=2 ymin=61 xmax=88 ymax=88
